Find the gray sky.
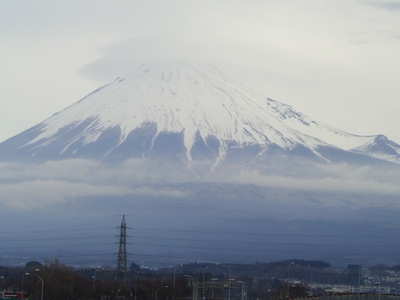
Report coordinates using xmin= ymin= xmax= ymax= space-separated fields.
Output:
xmin=1 ymin=0 xmax=400 ymax=143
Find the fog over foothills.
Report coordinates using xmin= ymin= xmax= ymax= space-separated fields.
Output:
xmin=1 ymin=159 xmax=400 ymax=211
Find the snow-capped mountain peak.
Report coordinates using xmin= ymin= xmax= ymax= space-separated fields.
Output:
xmin=1 ymin=62 xmax=400 ymax=172
xmin=24 ymin=63 xmax=326 ymax=158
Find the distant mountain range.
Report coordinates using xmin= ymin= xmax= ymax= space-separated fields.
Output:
xmin=1 ymin=62 xmax=399 ymax=179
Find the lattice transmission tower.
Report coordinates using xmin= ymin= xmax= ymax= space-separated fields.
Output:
xmin=115 ymin=215 xmax=130 ymax=282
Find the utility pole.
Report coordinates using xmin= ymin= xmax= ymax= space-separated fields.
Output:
xmin=115 ymin=215 xmax=130 ymax=283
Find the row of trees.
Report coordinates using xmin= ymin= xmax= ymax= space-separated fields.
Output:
xmin=0 ymin=259 xmax=321 ymax=300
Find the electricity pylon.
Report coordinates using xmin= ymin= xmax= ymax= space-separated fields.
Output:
xmin=115 ymin=215 xmax=130 ymax=282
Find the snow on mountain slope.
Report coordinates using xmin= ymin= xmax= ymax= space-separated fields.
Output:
xmin=264 ymin=98 xmax=375 ymax=151
xmin=262 ymin=97 xmax=400 ymax=163
xmin=24 ymin=63 xmax=330 ymax=158
xmin=1 ymin=62 xmax=400 ymax=167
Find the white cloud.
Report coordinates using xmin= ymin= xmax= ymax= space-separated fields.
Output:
xmin=0 ymin=160 xmax=188 ymax=210
xmin=212 ymin=162 xmax=400 ymax=203
xmin=0 ymin=180 xmax=132 ymax=210
xmin=1 ymin=159 xmax=400 ymax=211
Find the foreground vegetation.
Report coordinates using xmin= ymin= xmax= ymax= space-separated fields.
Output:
xmin=0 ymin=259 xmax=397 ymax=300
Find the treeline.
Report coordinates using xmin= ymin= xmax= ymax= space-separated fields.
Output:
xmin=0 ymin=259 xmax=351 ymax=300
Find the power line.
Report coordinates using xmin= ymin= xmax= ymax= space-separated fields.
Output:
xmin=0 ymin=235 xmax=115 ymax=243
xmin=1 ymin=233 xmax=400 ymax=249
xmin=2 ymin=239 xmax=400 ymax=260
xmin=2 ymin=224 xmax=400 ymax=266
xmin=130 ymin=227 xmax=400 ymax=239
xmin=0 ymin=227 xmax=113 ymax=235
xmin=1 ymin=226 xmax=400 ymax=239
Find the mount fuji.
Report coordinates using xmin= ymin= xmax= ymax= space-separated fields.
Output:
xmin=1 ymin=62 xmax=399 ymax=178
xmin=3 ymin=62 xmax=400 ymax=267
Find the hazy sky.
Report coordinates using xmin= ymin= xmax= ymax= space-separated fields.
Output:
xmin=1 ymin=0 xmax=400 ymax=143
